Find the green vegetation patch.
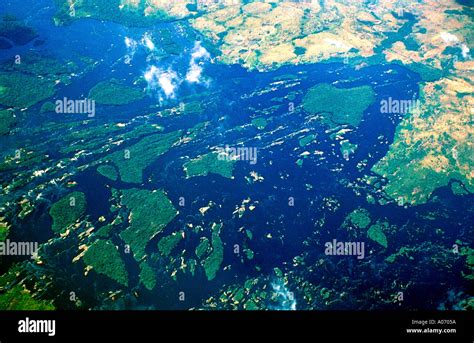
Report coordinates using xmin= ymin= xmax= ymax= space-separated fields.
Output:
xmin=119 ymin=189 xmax=177 ymax=261
xmin=83 ymin=240 xmax=128 ymax=287
xmin=299 ymin=134 xmax=316 ymax=147
xmin=183 ymin=101 xmax=204 ymax=114
xmin=451 ymin=181 xmax=469 ymax=196
xmin=251 ymin=117 xmax=268 ymax=130
xmin=139 ymin=262 xmax=156 ymax=290
xmin=385 ymin=246 xmax=413 ymax=263
xmin=344 ymin=208 xmax=371 ymax=229
xmin=340 ymin=140 xmax=358 ymax=157
xmin=49 ymin=192 xmax=86 ymax=233
xmin=0 ymin=72 xmax=56 ymax=108
xmin=53 ymin=0 xmax=175 ymax=27
xmin=89 ymin=79 xmax=145 ymax=105
xmin=157 ymin=231 xmax=183 ymax=257
xmin=4 ymin=52 xmax=77 ymax=77
xmin=244 ymin=248 xmax=254 ymax=260
xmin=367 ymin=222 xmax=388 ymax=248
xmin=0 ymin=222 xmax=9 ymax=241
xmin=0 ymin=53 xmax=78 ymax=108
xmin=0 ymin=109 xmax=16 ymax=135
xmin=184 ymin=152 xmax=235 ymax=179
xmin=97 ymin=164 xmax=118 ymax=181
xmin=161 ymin=101 xmax=205 ymax=116
xmin=18 ymin=200 xmax=34 ymax=220
xmin=195 ymin=237 xmax=210 ymax=259
xmin=302 ymin=83 xmax=375 ymax=128
xmin=405 ymin=63 xmax=443 ymax=82
xmin=103 ymin=130 xmax=182 ymax=183
xmin=95 ymin=224 xmax=114 ymax=238
xmin=201 ymin=223 xmax=224 ymax=281
xmin=0 ymin=284 xmax=54 ymax=310
xmin=460 ymin=246 xmax=474 ymax=281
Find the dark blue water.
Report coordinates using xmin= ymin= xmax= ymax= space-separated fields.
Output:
xmin=0 ymin=0 xmax=472 ymax=310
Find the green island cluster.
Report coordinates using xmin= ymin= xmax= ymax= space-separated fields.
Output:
xmin=89 ymin=79 xmax=145 ymax=105
xmin=183 ymin=152 xmax=235 ymax=179
xmin=95 ymin=223 xmax=115 ymax=239
xmin=119 ymin=188 xmax=178 ymax=261
xmin=0 ymin=284 xmax=55 ymax=310
xmin=251 ymin=117 xmax=268 ymax=130
xmin=102 ymin=130 xmax=182 ymax=183
xmin=0 ymin=149 xmax=47 ymax=181
xmin=160 ymin=100 xmax=205 ymax=117
xmin=224 ymin=278 xmax=266 ymax=310
xmin=459 ymin=245 xmax=473 ymax=281
xmin=0 ymin=109 xmax=16 ymax=135
xmin=97 ymin=165 xmax=119 ymax=181
xmin=299 ymin=134 xmax=316 ymax=147
xmin=157 ymin=231 xmax=183 ymax=257
xmin=385 ymin=247 xmax=414 ymax=263
xmin=302 ymin=83 xmax=375 ymax=128
xmin=341 ymin=209 xmax=389 ymax=248
xmin=181 ymin=101 xmax=205 ymax=115
xmin=0 ymin=72 xmax=56 ymax=108
xmin=139 ymin=262 xmax=157 ymax=290
xmin=0 ymin=220 xmax=9 ymax=242
xmin=200 ymin=223 xmax=224 ymax=281
xmin=49 ymin=191 xmax=87 ymax=234
xmin=18 ymin=199 xmax=34 ymax=220
xmin=4 ymin=52 xmax=77 ymax=78
xmin=59 ymin=121 xmax=160 ymax=156
xmin=53 ymin=0 xmax=175 ymax=27
xmin=367 ymin=221 xmax=389 ymax=249
xmin=451 ymin=182 xmax=469 ymax=196
xmin=340 ymin=140 xmax=358 ymax=157
xmin=206 ymin=273 xmax=296 ymax=310
xmin=83 ymin=239 xmax=128 ymax=287
xmin=195 ymin=237 xmax=210 ymax=259
xmin=0 ymin=52 xmax=78 ymax=108
xmin=0 ymin=264 xmax=55 ymax=310
xmin=343 ymin=208 xmax=372 ymax=229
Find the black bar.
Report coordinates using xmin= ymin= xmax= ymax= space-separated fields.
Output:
xmin=0 ymin=311 xmax=472 ymax=342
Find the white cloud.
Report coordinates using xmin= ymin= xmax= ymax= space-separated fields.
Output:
xmin=141 ymin=32 xmax=155 ymax=51
xmin=159 ymin=70 xmax=178 ymax=98
xmin=461 ymin=44 xmax=470 ymax=58
xmin=142 ymin=42 xmax=212 ymax=100
xmin=124 ymin=37 xmax=137 ymax=49
xmin=124 ymin=36 xmax=138 ymax=62
xmin=123 ymin=33 xmax=155 ymax=64
xmin=186 ymin=63 xmax=203 ymax=83
xmin=185 ymin=42 xmax=210 ymax=84
xmin=144 ymin=65 xmax=179 ymax=99
xmin=190 ymin=42 xmax=210 ymax=60
xmin=440 ymin=32 xmax=459 ymax=43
